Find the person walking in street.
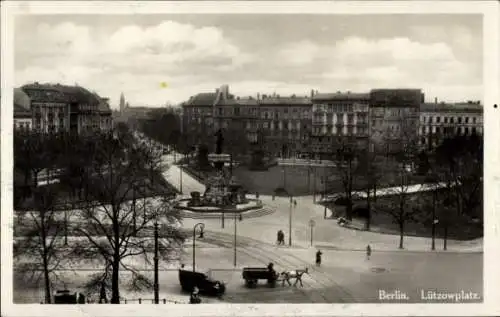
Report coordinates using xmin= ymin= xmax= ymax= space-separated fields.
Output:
xmin=315 ymin=250 xmax=322 ymax=266
xmin=293 ymin=199 xmax=297 ymax=207
xmin=189 ymin=287 xmax=201 ymax=304
xmin=366 ymin=244 xmax=372 ymax=260
xmin=277 ymin=230 xmax=285 ymax=245
xmin=276 ymin=230 xmax=281 ymax=245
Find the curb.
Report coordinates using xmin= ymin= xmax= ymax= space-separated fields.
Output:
xmin=314 ymin=244 xmax=483 ymax=254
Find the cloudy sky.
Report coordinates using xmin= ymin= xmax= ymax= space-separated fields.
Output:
xmin=15 ymin=14 xmax=482 ymax=109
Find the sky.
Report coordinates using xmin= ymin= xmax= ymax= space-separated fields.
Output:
xmin=14 ymin=14 xmax=483 ymax=109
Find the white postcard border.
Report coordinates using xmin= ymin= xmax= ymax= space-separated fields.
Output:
xmin=1 ymin=1 xmax=499 ymax=316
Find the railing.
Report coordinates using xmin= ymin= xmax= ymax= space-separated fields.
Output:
xmin=122 ymin=298 xmax=187 ymax=304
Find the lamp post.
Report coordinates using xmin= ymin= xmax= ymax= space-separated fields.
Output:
xmin=179 ymin=164 xmax=183 ymax=194
xmin=289 ymin=195 xmax=293 ymax=246
xmin=192 ymin=223 xmax=205 ymax=271
xmin=308 ymin=219 xmax=316 ymax=247
xmin=323 ymin=167 xmax=327 ymax=219
xmin=153 ymin=218 xmax=159 ymax=304
xmin=234 ymin=213 xmax=242 ymax=267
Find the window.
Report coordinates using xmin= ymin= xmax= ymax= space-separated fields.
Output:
xmin=458 ymin=117 xmax=462 ymax=124
xmin=423 ymin=116 xmax=426 ymax=123
xmin=473 ymin=117 xmax=477 ymax=124
xmin=465 ymin=117 xmax=469 ymax=124
xmin=465 ymin=127 xmax=469 ymax=135
xmin=429 ymin=117 xmax=433 ymax=124
xmin=436 ymin=117 xmax=441 ymax=123
xmin=444 ymin=117 xmax=448 ymax=124
xmin=450 ymin=117 xmax=455 ymax=124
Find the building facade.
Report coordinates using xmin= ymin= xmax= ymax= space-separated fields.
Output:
xmin=182 ymin=85 xmax=482 ymax=159
xmin=182 ymin=85 xmax=313 ymax=157
xmin=257 ymin=94 xmax=312 ymax=158
xmin=369 ymin=89 xmax=423 ymax=154
xmin=17 ymin=83 xmax=113 ymax=135
xmin=419 ymin=101 xmax=483 ymax=150
xmin=311 ymin=92 xmax=370 ymax=158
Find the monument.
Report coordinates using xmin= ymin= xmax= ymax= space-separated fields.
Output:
xmin=173 ymin=128 xmax=273 ymax=225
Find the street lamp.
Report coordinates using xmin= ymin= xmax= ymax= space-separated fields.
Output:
xmin=308 ymin=219 xmax=316 ymax=247
xmin=289 ymin=195 xmax=294 ymax=246
xmin=234 ymin=213 xmax=242 ymax=267
xmin=192 ymin=223 xmax=205 ymax=271
xmin=153 ymin=213 xmax=159 ymax=304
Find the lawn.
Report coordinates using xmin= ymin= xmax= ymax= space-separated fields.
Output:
xmin=322 ymin=190 xmax=483 ymax=240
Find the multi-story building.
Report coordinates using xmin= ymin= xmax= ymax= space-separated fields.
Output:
xmin=311 ymin=91 xmax=370 ymax=159
xmin=369 ymin=89 xmax=423 ymax=154
xmin=182 ymin=85 xmax=313 ymax=157
xmin=18 ymin=83 xmax=112 ymax=135
xmin=14 ymin=88 xmax=33 ymax=131
xmin=258 ymin=93 xmax=312 ymax=158
xmin=419 ymin=100 xmax=483 ymax=150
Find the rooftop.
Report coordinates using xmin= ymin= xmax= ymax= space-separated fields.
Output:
xmin=184 ymin=93 xmax=217 ymax=106
xmin=21 ymin=83 xmax=101 ymax=105
xmin=258 ymin=96 xmax=311 ymax=105
xmin=312 ymin=92 xmax=370 ymax=101
xmin=420 ymin=102 xmax=483 ymax=113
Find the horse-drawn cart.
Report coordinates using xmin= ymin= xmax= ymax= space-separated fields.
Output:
xmin=242 ymin=267 xmax=279 ymax=288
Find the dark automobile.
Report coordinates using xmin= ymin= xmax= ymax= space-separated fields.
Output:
xmin=53 ymin=290 xmax=86 ymax=304
xmin=178 ymin=269 xmax=226 ymax=297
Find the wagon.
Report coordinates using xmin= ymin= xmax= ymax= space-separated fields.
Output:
xmin=178 ymin=269 xmax=226 ymax=297
xmin=242 ymin=267 xmax=279 ymax=288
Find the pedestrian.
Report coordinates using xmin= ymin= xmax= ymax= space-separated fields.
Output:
xmin=189 ymin=287 xmax=201 ymax=304
xmin=315 ymin=250 xmax=322 ymax=267
xmin=279 ymin=230 xmax=285 ymax=245
xmin=294 ymin=200 xmax=297 ymax=207
xmin=276 ymin=230 xmax=281 ymax=245
xmin=366 ymin=244 xmax=372 ymax=260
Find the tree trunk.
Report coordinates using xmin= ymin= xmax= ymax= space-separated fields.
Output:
xmin=398 ymin=221 xmax=404 ymax=249
xmin=111 ymin=214 xmax=121 ymax=304
xmin=40 ymin=221 xmax=51 ymax=304
xmin=42 ymin=253 xmax=51 ymax=304
xmin=443 ymin=225 xmax=448 ymax=251
xmin=431 ymin=191 xmax=436 ymax=250
xmin=365 ymin=190 xmax=371 ymax=231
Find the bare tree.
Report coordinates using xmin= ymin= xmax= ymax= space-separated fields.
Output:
xmin=14 ymin=186 xmax=66 ymax=304
xmin=356 ymin=149 xmax=383 ymax=230
xmin=377 ymin=112 xmax=421 ymax=249
xmin=332 ymin=139 xmax=359 ymax=221
xmin=70 ymin=130 xmax=183 ymax=304
xmin=14 ymin=131 xmax=53 ymax=203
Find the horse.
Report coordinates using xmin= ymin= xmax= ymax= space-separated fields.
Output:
xmin=280 ymin=268 xmax=309 ymax=287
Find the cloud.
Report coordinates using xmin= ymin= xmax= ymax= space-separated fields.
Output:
xmin=15 ymin=19 xmax=482 ymax=107
xmin=15 ymin=20 xmax=252 ymax=105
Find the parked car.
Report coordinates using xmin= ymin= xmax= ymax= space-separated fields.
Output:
xmin=178 ymin=268 xmax=226 ymax=297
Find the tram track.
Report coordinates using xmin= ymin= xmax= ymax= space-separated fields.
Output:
xmin=197 ymin=230 xmax=356 ymax=303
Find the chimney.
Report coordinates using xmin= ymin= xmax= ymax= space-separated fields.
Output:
xmin=310 ymin=89 xmax=315 ymax=98
xmin=434 ymin=97 xmax=438 ymax=104
xmin=257 ymin=93 xmax=260 ymax=100
xmin=347 ymin=91 xmax=351 ymax=94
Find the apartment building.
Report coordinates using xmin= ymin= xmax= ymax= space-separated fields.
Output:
xmin=311 ymin=91 xmax=370 ymax=159
xmin=18 ymin=83 xmax=113 ymax=135
xmin=419 ymin=100 xmax=483 ymax=150
xmin=258 ymin=94 xmax=312 ymax=158
xmin=369 ymin=89 xmax=423 ymax=154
